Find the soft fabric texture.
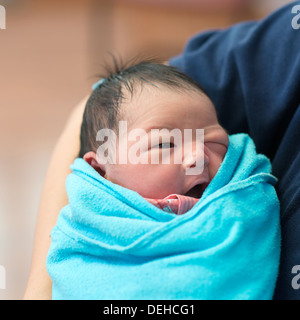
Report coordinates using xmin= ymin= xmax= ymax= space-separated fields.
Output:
xmin=169 ymin=2 xmax=300 ymax=299
xmin=47 ymin=134 xmax=281 ymax=300
xmin=146 ymin=194 xmax=199 ymax=215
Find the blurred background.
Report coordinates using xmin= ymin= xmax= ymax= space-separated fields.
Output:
xmin=0 ymin=0 xmax=294 ymax=300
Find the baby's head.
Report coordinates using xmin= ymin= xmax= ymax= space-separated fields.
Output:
xmin=80 ymin=59 xmax=229 ymax=199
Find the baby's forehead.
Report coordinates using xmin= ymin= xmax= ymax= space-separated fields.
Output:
xmin=119 ymin=84 xmax=217 ymax=131
xmin=120 ymin=82 xmax=210 ymax=114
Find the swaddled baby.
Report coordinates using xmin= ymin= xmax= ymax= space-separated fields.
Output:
xmin=80 ymin=60 xmax=229 ymax=214
xmin=47 ymin=59 xmax=280 ymax=300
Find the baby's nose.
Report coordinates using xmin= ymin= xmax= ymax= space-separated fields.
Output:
xmin=183 ymin=152 xmax=209 ymax=168
xmin=183 ymin=149 xmax=209 ymax=175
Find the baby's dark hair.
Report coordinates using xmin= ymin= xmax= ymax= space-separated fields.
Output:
xmin=79 ymin=58 xmax=206 ymax=158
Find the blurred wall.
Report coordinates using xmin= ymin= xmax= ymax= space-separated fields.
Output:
xmin=0 ymin=0 xmax=90 ymax=300
xmin=255 ymin=0 xmax=294 ymax=11
xmin=89 ymin=0 xmax=257 ymax=72
xmin=0 ymin=0 xmax=290 ymax=300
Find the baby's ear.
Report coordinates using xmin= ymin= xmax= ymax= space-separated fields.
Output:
xmin=83 ymin=151 xmax=106 ymax=177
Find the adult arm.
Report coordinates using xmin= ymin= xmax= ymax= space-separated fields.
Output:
xmin=170 ymin=1 xmax=300 ymax=299
xmin=23 ymin=96 xmax=88 ymax=299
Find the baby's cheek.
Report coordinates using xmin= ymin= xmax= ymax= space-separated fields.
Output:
xmin=205 ymin=143 xmax=228 ymax=179
xmin=209 ymin=158 xmax=223 ymax=179
xmin=134 ymin=165 xmax=181 ymax=198
xmin=107 ymin=163 xmax=178 ymax=198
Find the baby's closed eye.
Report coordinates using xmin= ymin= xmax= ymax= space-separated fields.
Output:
xmin=156 ymin=142 xmax=175 ymax=149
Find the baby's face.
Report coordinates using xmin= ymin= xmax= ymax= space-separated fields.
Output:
xmin=91 ymin=85 xmax=229 ymax=199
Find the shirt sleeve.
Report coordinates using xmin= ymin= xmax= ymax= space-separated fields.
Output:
xmin=170 ymin=1 xmax=300 ymax=300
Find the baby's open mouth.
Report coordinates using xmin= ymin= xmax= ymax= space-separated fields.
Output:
xmin=185 ymin=183 xmax=208 ymax=199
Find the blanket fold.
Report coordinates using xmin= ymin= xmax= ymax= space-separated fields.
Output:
xmin=47 ymin=134 xmax=281 ymax=300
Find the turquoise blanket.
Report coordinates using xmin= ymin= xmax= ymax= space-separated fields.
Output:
xmin=47 ymin=134 xmax=281 ymax=300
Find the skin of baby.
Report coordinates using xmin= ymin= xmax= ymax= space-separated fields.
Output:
xmin=84 ymin=85 xmax=229 ymax=199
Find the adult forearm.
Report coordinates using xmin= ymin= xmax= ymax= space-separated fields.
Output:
xmin=24 ymin=96 xmax=88 ymax=299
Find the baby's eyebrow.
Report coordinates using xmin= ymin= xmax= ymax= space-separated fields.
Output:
xmin=144 ymin=125 xmax=177 ymax=133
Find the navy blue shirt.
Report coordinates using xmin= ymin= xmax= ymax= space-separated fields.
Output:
xmin=170 ymin=1 xmax=300 ymax=300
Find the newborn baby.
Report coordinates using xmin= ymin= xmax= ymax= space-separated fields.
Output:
xmin=46 ymin=59 xmax=280 ymax=300
xmin=80 ymin=60 xmax=229 ymax=214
